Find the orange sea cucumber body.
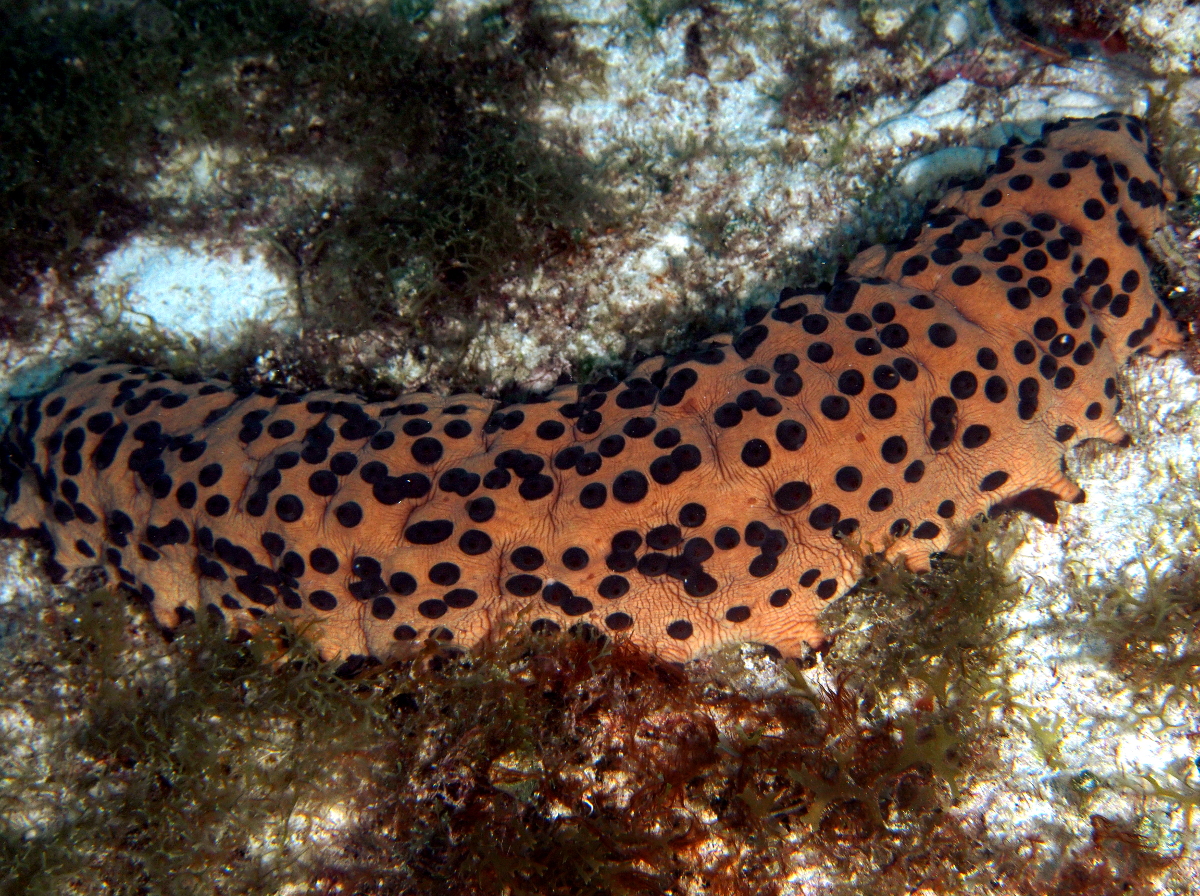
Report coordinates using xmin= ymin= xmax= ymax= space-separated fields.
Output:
xmin=0 ymin=114 xmax=1182 ymax=666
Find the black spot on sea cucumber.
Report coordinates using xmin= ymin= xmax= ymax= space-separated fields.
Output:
xmin=612 ymin=470 xmax=649 ymax=503
xmin=406 ymin=520 xmax=454 ymax=544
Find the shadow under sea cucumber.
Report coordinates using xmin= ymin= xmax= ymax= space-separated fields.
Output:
xmin=0 ymin=113 xmax=1184 ymax=666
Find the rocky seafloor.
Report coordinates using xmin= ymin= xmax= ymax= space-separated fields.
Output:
xmin=2 ymin=0 xmax=1200 ymax=893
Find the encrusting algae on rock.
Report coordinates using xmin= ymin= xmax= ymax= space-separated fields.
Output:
xmin=0 ymin=114 xmax=1184 ymax=668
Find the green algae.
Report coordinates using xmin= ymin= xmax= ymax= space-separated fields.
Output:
xmin=1091 ymin=568 xmax=1200 ymax=725
xmin=0 ymin=586 xmax=382 ymax=896
xmin=1 ymin=508 xmax=1195 ymax=895
xmin=0 ymin=535 xmax=1056 ymax=893
xmin=0 ymin=0 xmax=606 ymax=362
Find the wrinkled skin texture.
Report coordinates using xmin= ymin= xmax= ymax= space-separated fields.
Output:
xmin=0 ymin=115 xmax=1182 ymax=666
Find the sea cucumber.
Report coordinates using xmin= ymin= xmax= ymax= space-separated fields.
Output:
xmin=0 ymin=114 xmax=1183 ymax=666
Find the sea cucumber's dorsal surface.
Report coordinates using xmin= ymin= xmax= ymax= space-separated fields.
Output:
xmin=0 ymin=114 xmax=1183 ymax=665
